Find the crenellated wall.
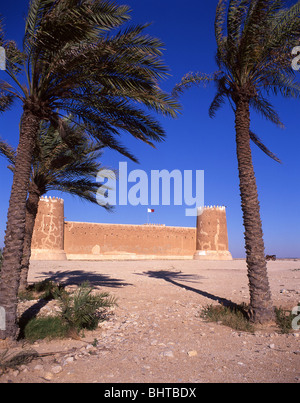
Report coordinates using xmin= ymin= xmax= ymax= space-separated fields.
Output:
xmin=30 ymin=198 xmax=232 ymax=261
xmin=64 ymin=221 xmax=196 ymax=260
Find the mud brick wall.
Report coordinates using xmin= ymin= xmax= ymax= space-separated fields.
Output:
xmin=64 ymin=222 xmax=196 ymax=256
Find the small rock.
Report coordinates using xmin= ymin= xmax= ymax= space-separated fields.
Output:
xmin=269 ymin=344 xmax=275 ymax=349
xmin=150 ymin=340 xmax=158 ymax=346
xmin=187 ymin=350 xmax=198 ymax=357
xmin=162 ymin=350 xmax=174 ymax=358
xmin=293 ymin=333 xmax=299 ymax=338
xmin=34 ymin=365 xmax=44 ymax=372
xmin=63 ymin=356 xmax=74 ymax=365
xmin=44 ymin=372 xmax=54 ymax=381
xmin=51 ymin=365 xmax=63 ymax=374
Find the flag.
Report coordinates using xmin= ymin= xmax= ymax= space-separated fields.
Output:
xmin=147 ymin=208 xmax=155 ymax=213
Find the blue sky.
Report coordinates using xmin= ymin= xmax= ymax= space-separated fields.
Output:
xmin=0 ymin=0 xmax=299 ymax=258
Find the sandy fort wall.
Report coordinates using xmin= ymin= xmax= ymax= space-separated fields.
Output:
xmin=31 ymin=197 xmax=67 ymax=260
xmin=30 ymin=198 xmax=232 ymax=261
xmin=64 ymin=222 xmax=196 ymax=260
xmin=194 ymin=206 xmax=232 ymax=260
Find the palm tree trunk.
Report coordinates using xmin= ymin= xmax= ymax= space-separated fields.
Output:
xmin=19 ymin=186 xmax=41 ymax=293
xmin=0 ymin=108 xmax=40 ymax=340
xmin=235 ymin=95 xmax=275 ymax=324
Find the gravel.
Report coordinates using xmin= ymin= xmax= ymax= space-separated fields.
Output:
xmin=0 ymin=259 xmax=299 ymax=383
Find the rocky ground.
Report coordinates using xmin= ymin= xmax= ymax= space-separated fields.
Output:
xmin=0 ymin=259 xmax=299 ymax=383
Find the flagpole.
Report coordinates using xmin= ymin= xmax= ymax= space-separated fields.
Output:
xmin=147 ymin=208 xmax=154 ymax=224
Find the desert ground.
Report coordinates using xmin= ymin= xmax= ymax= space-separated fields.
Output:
xmin=0 ymin=258 xmax=299 ymax=383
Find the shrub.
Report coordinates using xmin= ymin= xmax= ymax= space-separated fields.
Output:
xmin=18 ymin=280 xmax=64 ymax=301
xmin=23 ymin=316 xmax=68 ymax=341
xmin=0 ymin=349 xmax=39 ymax=371
xmin=55 ymin=281 xmax=117 ymax=334
xmin=20 ymin=281 xmax=116 ymax=341
xmin=275 ymin=305 xmax=300 ymax=334
xmin=201 ymin=303 xmax=254 ymax=332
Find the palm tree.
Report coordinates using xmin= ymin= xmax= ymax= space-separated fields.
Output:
xmin=173 ymin=0 xmax=300 ymax=323
xmin=0 ymin=118 xmax=111 ymax=292
xmin=0 ymin=0 xmax=180 ymax=339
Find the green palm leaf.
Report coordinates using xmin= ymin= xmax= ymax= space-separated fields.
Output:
xmin=174 ymin=0 xmax=300 ymax=162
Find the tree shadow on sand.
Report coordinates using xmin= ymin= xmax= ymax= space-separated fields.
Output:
xmin=140 ymin=269 xmax=238 ymax=308
xmin=36 ymin=269 xmax=133 ymax=289
xmin=18 ymin=270 xmax=132 ymax=339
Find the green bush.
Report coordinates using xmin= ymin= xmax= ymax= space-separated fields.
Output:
xmin=56 ymin=281 xmax=117 ymax=333
xmin=23 ymin=316 xmax=68 ymax=341
xmin=20 ymin=281 xmax=116 ymax=341
xmin=275 ymin=305 xmax=300 ymax=334
xmin=201 ymin=303 xmax=254 ymax=332
xmin=18 ymin=280 xmax=64 ymax=301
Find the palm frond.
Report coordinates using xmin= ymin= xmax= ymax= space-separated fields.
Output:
xmin=0 ymin=88 xmax=14 ymax=113
xmin=227 ymin=0 xmax=251 ymax=49
xmin=0 ymin=116 xmax=113 ymax=210
xmin=21 ymin=5 xmax=180 ymax=154
xmin=3 ymin=41 xmax=25 ymax=77
xmin=209 ymin=91 xmax=227 ymax=118
xmin=215 ymin=0 xmax=227 ymax=47
xmin=249 ymin=93 xmax=284 ymax=128
xmin=265 ymin=1 xmax=300 ymax=49
xmin=172 ymin=72 xmax=214 ymax=98
xmin=250 ymin=130 xmax=281 ymax=163
xmin=261 ymin=69 xmax=300 ymax=99
xmin=0 ymin=137 xmax=16 ymax=164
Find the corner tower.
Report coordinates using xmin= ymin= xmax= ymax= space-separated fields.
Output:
xmin=31 ymin=196 xmax=67 ymax=261
xmin=194 ymin=206 xmax=232 ymax=260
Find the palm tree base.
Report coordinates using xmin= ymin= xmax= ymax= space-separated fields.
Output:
xmin=248 ymin=305 xmax=275 ymax=325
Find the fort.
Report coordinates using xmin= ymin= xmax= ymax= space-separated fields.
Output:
xmin=31 ymin=197 xmax=232 ymax=261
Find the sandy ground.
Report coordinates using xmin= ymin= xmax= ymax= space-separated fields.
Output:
xmin=0 ymin=258 xmax=299 ymax=384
